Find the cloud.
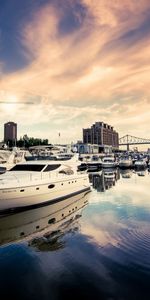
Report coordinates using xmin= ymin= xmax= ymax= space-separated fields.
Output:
xmin=0 ymin=0 xmax=150 ymax=142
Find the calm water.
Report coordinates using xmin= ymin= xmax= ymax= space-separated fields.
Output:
xmin=0 ymin=168 xmax=150 ymax=300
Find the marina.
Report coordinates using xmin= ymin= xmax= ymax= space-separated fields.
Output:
xmin=1 ymin=1 xmax=150 ymax=299
xmin=0 ymin=167 xmax=149 ymax=300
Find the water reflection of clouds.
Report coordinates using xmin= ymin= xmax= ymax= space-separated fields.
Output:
xmin=81 ymin=202 xmax=150 ymax=255
xmin=81 ymin=211 xmax=125 ymax=247
xmin=89 ymin=171 xmax=150 ymax=209
xmin=114 ymin=183 xmax=150 ymax=208
xmin=81 ymin=171 xmax=150 ymax=250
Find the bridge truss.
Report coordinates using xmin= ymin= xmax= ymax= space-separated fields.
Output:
xmin=119 ymin=134 xmax=150 ymax=150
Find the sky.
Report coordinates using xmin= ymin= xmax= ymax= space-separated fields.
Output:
xmin=0 ymin=0 xmax=150 ymax=147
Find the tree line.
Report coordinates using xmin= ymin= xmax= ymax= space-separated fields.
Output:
xmin=5 ymin=137 xmax=49 ymax=148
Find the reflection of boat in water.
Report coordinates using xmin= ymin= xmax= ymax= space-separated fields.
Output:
xmin=0 ymin=159 xmax=90 ymax=214
xmin=87 ymin=156 xmax=102 ymax=172
xmin=104 ymin=170 xmax=116 ymax=180
xmin=120 ymin=169 xmax=132 ymax=179
xmin=89 ymin=169 xmax=120 ymax=192
xmin=136 ymin=170 xmax=146 ymax=177
xmin=0 ymin=193 xmax=89 ymax=246
xmin=104 ymin=170 xmax=116 ymax=190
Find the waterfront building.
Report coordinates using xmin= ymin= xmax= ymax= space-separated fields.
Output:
xmin=74 ymin=142 xmax=99 ymax=154
xmin=83 ymin=121 xmax=119 ymax=152
xmin=4 ymin=121 xmax=17 ymax=144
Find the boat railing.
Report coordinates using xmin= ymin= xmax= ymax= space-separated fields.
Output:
xmin=0 ymin=169 xmax=85 ymax=185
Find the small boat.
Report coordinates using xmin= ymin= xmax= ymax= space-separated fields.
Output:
xmin=134 ymin=159 xmax=147 ymax=169
xmin=0 ymin=159 xmax=90 ymax=214
xmin=120 ymin=169 xmax=132 ymax=178
xmin=119 ymin=156 xmax=133 ymax=169
xmin=101 ymin=156 xmax=117 ymax=168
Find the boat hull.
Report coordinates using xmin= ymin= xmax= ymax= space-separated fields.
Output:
xmin=0 ymin=175 xmax=90 ymax=214
xmin=119 ymin=162 xmax=133 ymax=169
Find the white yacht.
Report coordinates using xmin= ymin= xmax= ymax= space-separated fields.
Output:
xmin=101 ymin=156 xmax=117 ymax=168
xmin=0 ymin=160 xmax=90 ymax=214
xmin=87 ymin=156 xmax=102 ymax=172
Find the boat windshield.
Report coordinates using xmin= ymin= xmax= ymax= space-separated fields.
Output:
xmin=9 ymin=164 xmax=46 ymax=172
xmin=43 ymin=164 xmax=61 ymax=172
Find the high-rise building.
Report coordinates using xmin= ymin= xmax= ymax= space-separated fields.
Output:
xmin=4 ymin=122 xmax=17 ymax=143
xmin=83 ymin=121 xmax=119 ymax=151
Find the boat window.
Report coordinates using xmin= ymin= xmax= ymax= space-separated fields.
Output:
xmin=43 ymin=164 xmax=61 ymax=172
xmin=59 ymin=168 xmax=74 ymax=175
xmin=57 ymin=156 xmax=72 ymax=161
xmin=48 ymin=184 xmax=55 ymax=189
xmin=48 ymin=218 xmax=56 ymax=224
xmin=9 ymin=164 xmax=45 ymax=172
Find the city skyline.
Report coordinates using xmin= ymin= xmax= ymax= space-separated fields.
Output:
xmin=0 ymin=1 xmax=150 ymax=147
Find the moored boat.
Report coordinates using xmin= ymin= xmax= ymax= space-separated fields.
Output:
xmin=104 ymin=170 xmax=116 ymax=180
xmin=0 ymin=160 xmax=90 ymax=214
xmin=101 ymin=156 xmax=117 ymax=168
xmin=119 ymin=156 xmax=133 ymax=169
xmin=134 ymin=159 xmax=147 ymax=169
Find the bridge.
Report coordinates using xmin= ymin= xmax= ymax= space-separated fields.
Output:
xmin=119 ymin=135 xmax=150 ymax=151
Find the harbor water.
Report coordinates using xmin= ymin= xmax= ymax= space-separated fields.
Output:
xmin=0 ymin=168 xmax=150 ymax=300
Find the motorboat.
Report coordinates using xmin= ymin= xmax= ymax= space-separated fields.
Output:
xmin=26 ymin=152 xmax=74 ymax=161
xmin=0 ymin=159 xmax=90 ymax=214
xmin=87 ymin=156 xmax=102 ymax=172
xmin=134 ymin=159 xmax=147 ymax=169
xmin=0 ymin=149 xmax=31 ymax=174
xmin=119 ymin=156 xmax=133 ymax=169
xmin=101 ymin=156 xmax=117 ymax=168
